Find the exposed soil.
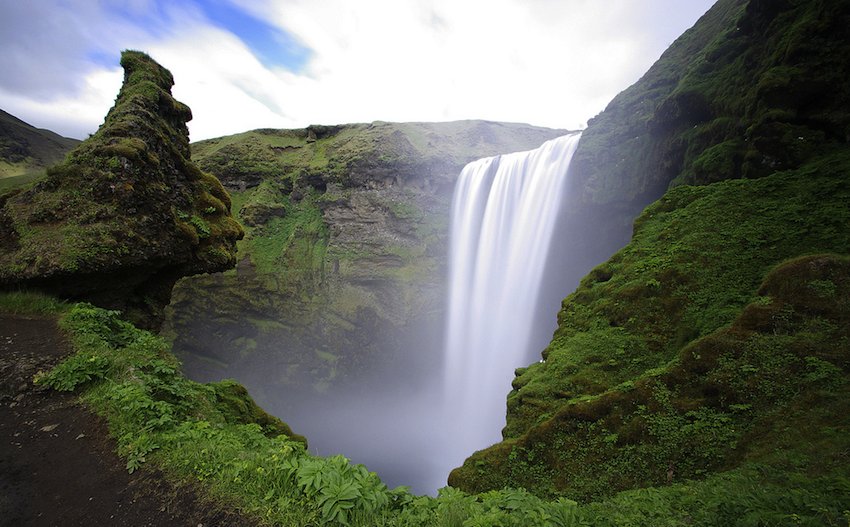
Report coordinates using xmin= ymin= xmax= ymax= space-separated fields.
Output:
xmin=0 ymin=313 xmax=261 ymax=527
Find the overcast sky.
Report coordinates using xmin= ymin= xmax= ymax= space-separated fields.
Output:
xmin=0 ymin=0 xmax=716 ymax=141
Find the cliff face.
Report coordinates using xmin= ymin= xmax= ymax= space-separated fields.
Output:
xmin=450 ymin=0 xmax=850 ymax=499
xmin=165 ymin=121 xmax=567 ymax=402
xmin=0 ymin=51 xmax=242 ymax=328
xmin=554 ymin=0 xmax=850 ymax=300
xmin=570 ymin=0 xmax=849 ymax=206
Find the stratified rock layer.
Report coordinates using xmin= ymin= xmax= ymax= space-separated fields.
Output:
xmin=0 ymin=51 xmax=242 ymax=327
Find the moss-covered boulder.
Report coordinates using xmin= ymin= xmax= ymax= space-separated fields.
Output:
xmin=0 ymin=51 xmax=242 ymax=328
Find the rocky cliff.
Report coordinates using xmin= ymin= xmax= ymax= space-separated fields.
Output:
xmin=0 ymin=51 xmax=242 ymax=327
xmin=450 ymin=0 xmax=850 ymax=500
xmin=165 ymin=121 xmax=567 ymax=404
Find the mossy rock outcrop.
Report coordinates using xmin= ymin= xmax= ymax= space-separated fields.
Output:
xmin=451 ymin=252 xmax=850 ymax=500
xmin=571 ymin=0 xmax=850 ymax=206
xmin=450 ymin=0 xmax=850 ymax=500
xmin=0 ymin=51 xmax=242 ymax=328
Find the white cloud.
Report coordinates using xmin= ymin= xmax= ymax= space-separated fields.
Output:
xmin=0 ymin=68 xmax=122 ymax=139
xmin=0 ymin=0 xmax=716 ymax=141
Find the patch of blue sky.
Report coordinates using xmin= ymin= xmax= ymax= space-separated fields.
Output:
xmin=194 ymin=0 xmax=311 ymax=71
xmin=103 ymin=0 xmax=311 ymax=72
xmin=85 ymin=49 xmax=122 ymax=69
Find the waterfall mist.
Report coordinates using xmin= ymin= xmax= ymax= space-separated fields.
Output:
xmin=442 ymin=133 xmax=582 ymax=469
xmin=172 ymin=132 xmax=586 ymax=496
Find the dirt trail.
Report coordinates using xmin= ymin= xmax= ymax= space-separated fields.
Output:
xmin=0 ymin=314 xmax=259 ymax=527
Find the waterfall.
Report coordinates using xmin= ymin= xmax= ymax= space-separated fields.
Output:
xmin=443 ymin=132 xmax=582 ymax=465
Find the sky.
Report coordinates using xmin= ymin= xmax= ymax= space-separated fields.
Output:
xmin=0 ymin=0 xmax=716 ymax=142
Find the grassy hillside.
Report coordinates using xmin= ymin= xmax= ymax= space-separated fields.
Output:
xmin=450 ymin=151 xmax=850 ymax=499
xmin=449 ymin=0 xmax=850 ymax=506
xmin=0 ymin=109 xmax=78 ymax=181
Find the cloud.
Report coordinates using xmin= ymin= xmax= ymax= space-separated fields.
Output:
xmin=0 ymin=0 xmax=716 ymax=141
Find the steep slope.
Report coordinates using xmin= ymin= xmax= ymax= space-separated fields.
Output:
xmin=165 ymin=121 xmax=568 ymax=401
xmin=556 ymin=0 xmax=850 ymax=300
xmin=0 ymin=109 xmax=79 ymax=180
xmin=0 ymin=51 xmax=242 ymax=328
xmin=450 ymin=0 xmax=850 ymax=499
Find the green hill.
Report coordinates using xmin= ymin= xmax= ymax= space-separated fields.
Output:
xmin=0 ymin=109 xmax=79 ymax=190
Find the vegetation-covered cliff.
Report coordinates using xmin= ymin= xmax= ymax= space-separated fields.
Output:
xmin=0 ymin=51 xmax=242 ymax=327
xmin=165 ymin=121 xmax=567 ymax=400
xmin=450 ymin=0 xmax=850 ymax=507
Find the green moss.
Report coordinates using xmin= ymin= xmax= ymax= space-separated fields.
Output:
xmin=208 ymin=379 xmax=307 ymax=445
xmin=571 ymin=0 xmax=850 ymax=222
xmin=455 ymin=253 xmax=850 ymax=500
xmin=455 ymin=146 xmax=850 ymax=498
xmin=245 ymin=193 xmax=328 ymax=282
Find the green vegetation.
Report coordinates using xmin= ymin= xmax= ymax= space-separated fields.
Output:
xmin=0 ymin=290 xmax=67 ymax=314
xmin=0 ymin=170 xmax=47 ymax=192
xmin=571 ymin=0 xmax=850 ymax=206
xmin=451 ymin=147 xmax=850 ymax=498
xmin=0 ymin=51 xmax=241 ymax=327
xmin=31 ymin=297 xmax=849 ymax=525
xmin=191 ymin=121 xmax=567 ymax=191
xmin=452 ymin=252 xmax=850 ymax=511
xmin=236 ymin=180 xmax=328 ymax=284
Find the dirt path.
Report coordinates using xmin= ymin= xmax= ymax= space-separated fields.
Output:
xmin=0 ymin=314 xmax=260 ymax=527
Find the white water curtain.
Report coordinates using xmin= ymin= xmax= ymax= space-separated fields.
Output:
xmin=443 ymin=133 xmax=582 ymax=465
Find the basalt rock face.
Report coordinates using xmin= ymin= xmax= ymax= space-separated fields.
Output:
xmin=449 ymin=0 xmax=850 ymax=500
xmin=164 ymin=121 xmax=567 ymax=408
xmin=0 ymin=51 xmax=242 ymax=328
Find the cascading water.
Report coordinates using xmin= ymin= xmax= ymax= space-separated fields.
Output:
xmin=442 ymin=132 xmax=582 ymax=468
